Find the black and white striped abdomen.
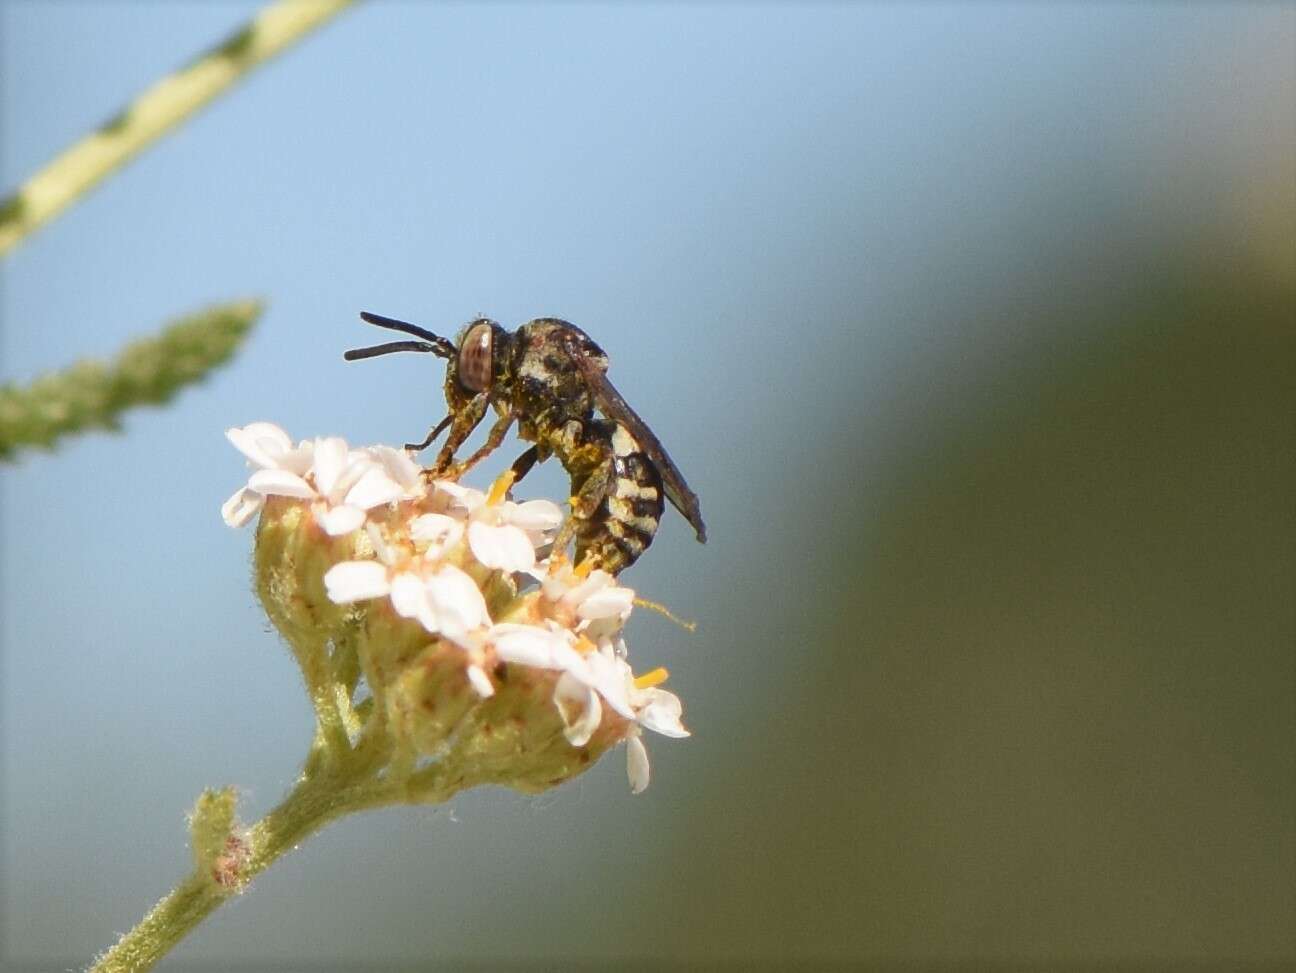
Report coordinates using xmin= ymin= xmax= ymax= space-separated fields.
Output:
xmin=577 ymin=422 xmax=665 ymax=573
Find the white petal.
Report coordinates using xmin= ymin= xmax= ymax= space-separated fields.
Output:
xmin=413 ymin=599 xmax=441 ymax=634
xmin=492 ymin=625 xmax=568 ymax=668
xmin=344 ymin=466 xmax=404 ymax=510
xmin=488 ymin=621 xmax=548 ymax=636
xmin=468 ymin=522 xmax=535 ymax=572
xmin=367 ymin=445 xmax=424 ymax=493
xmin=577 ymin=585 xmax=635 ymax=621
xmin=220 ymin=487 xmax=264 ymax=527
xmin=555 ymin=675 xmax=601 ymax=747
xmin=541 ymin=571 xmax=570 ymax=602
xmin=332 ymin=452 xmax=377 ymax=500
xmin=586 ymin=650 xmax=635 ymax=719
xmin=317 ymin=503 xmax=366 ymax=536
xmin=524 ymin=529 xmax=555 ymax=550
xmin=582 ymin=615 xmax=626 ymax=643
xmin=324 ymin=561 xmax=392 ymax=603
xmin=426 ymin=565 xmax=491 ymax=631
xmin=311 ymin=437 xmax=350 ymax=497
xmin=410 ymin=514 xmax=464 ymax=558
xmin=364 ymin=522 xmax=396 ymax=566
xmin=506 ymin=499 xmax=564 ymax=532
xmin=433 ymin=480 xmax=485 ymax=514
xmin=510 ymin=624 xmax=593 ymax=678
xmin=635 ymin=688 xmax=689 ymax=738
xmin=626 ymin=733 xmax=651 ymax=794
xmin=466 ymin=664 xmax=496 ymax=698
xmin=389 ymin=572 xmax=429 ymax=619
xmin=411 ymin=513 xmax=459 ymax=541
xmin=552 ymin=641 xmax=594 ymax=678
xmin=561 ymin=571 xmax=613 ymax=608
xmin=276 ymin=441 xmax=316 ymax=476
xmin=226 ymin=422 xmax=291 ymax=468
xmin=248 ymin=468 xmax=315 ymax=499
xmin=238 ymin=421 xmax=292 ymax=449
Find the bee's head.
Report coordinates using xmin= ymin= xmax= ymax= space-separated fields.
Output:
xmin=346 ymin=312 xmax=512 ymax=399
xmin=449 ymin=318 xmax=512 ymax=396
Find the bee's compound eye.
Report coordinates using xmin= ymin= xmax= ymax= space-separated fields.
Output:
xmin=458 ymin=323 xmax=493 ymax=392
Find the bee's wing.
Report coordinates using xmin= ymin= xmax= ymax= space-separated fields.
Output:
xmin=570 ymin=350 xmax=707 ymax=543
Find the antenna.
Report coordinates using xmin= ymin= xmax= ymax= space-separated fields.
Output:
xmin=355 ymin=311 xmax=455 ymax=358
xmin=343 ymin=340 xmax=439 ymax=361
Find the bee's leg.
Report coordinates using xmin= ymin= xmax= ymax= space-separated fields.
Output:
xmin=509 ymin=445 xmax=541 ymax=484
xmin=551 ymin=456 xmax=615 ymax=566
xmin=486 ymin=446 xmax=544 ymax=506
xmin=430 ymin=392 xmax=490 ymax=475
xmin=444 ymin=409 xmax=514 ymax=479
xmin=405 ymin=413 xmax=453 ymax=453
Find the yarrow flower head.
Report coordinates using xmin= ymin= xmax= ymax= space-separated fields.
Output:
xmin=223 ymin=421 xmax=689 ymax=795
xmin=222 ymin=422 xmax=422 ymax=535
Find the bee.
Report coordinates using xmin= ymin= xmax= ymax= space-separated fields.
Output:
xmin=344 ymin=311 xmax=706 ymax=574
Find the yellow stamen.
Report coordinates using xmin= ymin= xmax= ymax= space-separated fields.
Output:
xmin=574 ymin=634 xmax=598 ymax=655
xmin=573 ymin=559 xmax=594 ymax=579
xmin=487 ymin=469 xmax=516 ymax=506
xmin=634 ymin=667 xmax=669 ymax=689
xmin=634 ymin=597 xmax=697 ymax=632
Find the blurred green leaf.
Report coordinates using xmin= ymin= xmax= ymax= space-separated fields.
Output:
xmin=0 ymin=298 xmax=263 ymax=460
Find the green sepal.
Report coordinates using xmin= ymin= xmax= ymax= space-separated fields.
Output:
xmin=188 ymin=787 xmax=238 ymax=870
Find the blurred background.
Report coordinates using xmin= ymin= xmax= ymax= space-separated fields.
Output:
xmin=2 ymin=2 xmax=1292 ymax=969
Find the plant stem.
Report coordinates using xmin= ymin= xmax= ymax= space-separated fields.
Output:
xmin=0 ymin=0 xmax=356 ymax=257
xmin=89 ymin=757 xmax=452 ymax=973
xmin=296 ymin=636 xmax=354 ymax=761
xmin=86 ymin=871 xmax=228 ymax=973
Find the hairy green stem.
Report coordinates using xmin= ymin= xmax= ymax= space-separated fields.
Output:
xmin=0 ymin=0 xmax=356 ymax=256
xmin=90 ymin=757 xmax=456 ymax=973
xmin=86 ymin=870 xmax=228 ymax=973
xmin=294 ymin=635 xmax=354 ymax=761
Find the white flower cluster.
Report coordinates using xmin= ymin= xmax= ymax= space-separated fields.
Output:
xmin=223 ymin=422 xmax=688 ymax=793
xmin=221 ymin=422 xmax=423 ymax=535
